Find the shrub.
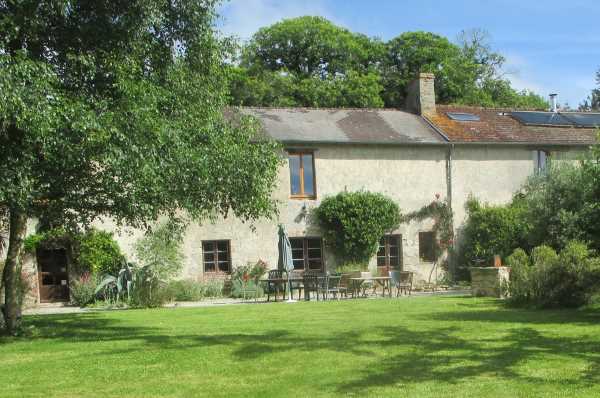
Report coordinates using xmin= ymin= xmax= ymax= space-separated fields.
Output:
xmin=507 ymin=241 xmax=600 ymax=308
xmin=230 ymin=280 xmax=264 ymax=299
xmin=168 ymin=279 xmax=206 ymax=301
xmin=76 ymin=229 xmax=125 ymax=275
xmin=315 ymin=191 xmax=401 ymax=263
xmin=202 ymin=277 xmax=226 ymax=298
xmin=459 ymin=197 xmax=530 ymax=267
xmin=506 ymin=248 xmax=531 ymax=304
xmin=70 ymin=272 xmax=98 ymax=307
xmin=134 ymin=221 xmax=185 ymax=280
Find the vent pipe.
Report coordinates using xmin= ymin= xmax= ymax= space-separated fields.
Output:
xmin=549 ymin=93 xmax=558 ymax=113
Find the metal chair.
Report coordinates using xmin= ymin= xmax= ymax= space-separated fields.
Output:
xmin=266 ymin=270 xmax=286 ymax=302
xmin=287 ymin=270 xmax=304 ymax=300
xmin=302 ymin=272 xmax=320 ymax=301
xmin=398 ymin=271 xmax=414 ymax=296
xmin=360 ymin=271 xmax=375 ymax=297
xmin=321 ymin=275 xmax=343 ymax=300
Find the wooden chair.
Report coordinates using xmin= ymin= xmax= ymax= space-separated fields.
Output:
xmin=266 ymin=270 xmax=286 ymax=302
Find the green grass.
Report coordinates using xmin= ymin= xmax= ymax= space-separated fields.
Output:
xmin=2 ymin=296 xmax=600 ymax=397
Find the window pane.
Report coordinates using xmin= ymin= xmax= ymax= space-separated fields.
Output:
xmin=290 ymin=238 xmax=303 ymax=250
xmin=306 ymin=238 xmax=321 ymax=249
xmin=390 ymin=256 xmax=400 ymax=267
xmin=293 ymin=259 xmax=305 ymax=270
xmin=308 ymin=259 xmax=322 ymax=270
xmin=377 ymin=256 xmax=386 ymax=266
xmin=217 ymin=241 xmax=228 ymax=252
xmin=204 ymin=262 xmax=216 ymax=272
xmin=389 ymin=246 xmax=399 ymax=257
xmin=218 ymin=261 xmax=230 ymax=272
xmin=302 ymin=154 xmax=314 ymax=196
xmin=203 ymin=253 xmax=215 ymax=263
xmin=203 ymin=242 xmax=214 ymax=252
xmin=307 ymin=248 xmax=321 ymax=259
xmin=289 ymin=154 xmax=301 ymax=195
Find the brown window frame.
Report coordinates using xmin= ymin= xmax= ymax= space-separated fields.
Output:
xmin=289 ymin=237 xmax=324 ymax=271
xmin=288 ymin=150 xmax=317 ymax=199
xmin=418 ymin=232 xmax=437 ymax=263
xmin=202 ymin=240 xmax=232 ymax=273
xmin=377 ymin=234 xmax=402 ymax=270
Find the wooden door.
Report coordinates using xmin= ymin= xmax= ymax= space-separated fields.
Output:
xmin=37 ymin=249 xmax=69 ymax=302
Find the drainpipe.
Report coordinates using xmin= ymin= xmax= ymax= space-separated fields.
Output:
xmin=421 ymin=115 xmax=456 ymax=281
xmin=446 ymin=144 xmax=456 ymax=281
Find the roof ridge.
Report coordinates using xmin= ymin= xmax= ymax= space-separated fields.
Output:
xmin=237 ymin=105 xmax=416 ymax=113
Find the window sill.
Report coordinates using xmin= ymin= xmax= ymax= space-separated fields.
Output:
xmin=290 ymin=195 xmax=317 ymax=200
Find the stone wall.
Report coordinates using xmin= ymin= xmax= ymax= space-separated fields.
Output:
xmin=470 ymin=267 xmax=510 ymax=298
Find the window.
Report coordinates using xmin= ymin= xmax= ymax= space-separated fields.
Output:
xmin=288 ymin=151 xmax=316 ymax=198
xmin=202 ymin=240 xmax=231 ymax=273
xmin=534 ymin=150 xmax=550 ymax=173
xmin=290 ymin=237 xmax=323 ymax=271
xmin=377 ymin=235 xmax=402 ymax=269
xmin=418 ymin=232 xmax=436 ymax=262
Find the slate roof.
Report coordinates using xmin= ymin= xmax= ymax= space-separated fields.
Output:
xmin=241 ymin=107 xmax=446 ymax=145
xmin=428 ymin=105 xmax=598 ymax=146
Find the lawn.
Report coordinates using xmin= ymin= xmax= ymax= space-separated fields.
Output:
xmin=2 ymin=296 xmax=600 ymax=398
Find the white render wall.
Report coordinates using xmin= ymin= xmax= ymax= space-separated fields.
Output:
xmin=99 ymin=144 xmax=448 ymax=283
xmin=99 ymin=144 xmax=584 ymax=283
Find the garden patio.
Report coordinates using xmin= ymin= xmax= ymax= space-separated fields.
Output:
xmin=3 ymin=296 xmax=600 ymax=398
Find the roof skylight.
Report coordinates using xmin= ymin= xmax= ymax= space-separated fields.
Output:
xmin=446 ymin=112 xmax=480 ymax=122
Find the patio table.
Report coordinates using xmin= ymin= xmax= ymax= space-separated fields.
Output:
xmin=349 ymin=276 xmax=392 ymax=298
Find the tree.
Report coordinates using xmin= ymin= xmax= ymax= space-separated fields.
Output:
xmin=382 ymin=31 xmax=473 ymax=107
xmin=519 ymin=136 xmax=600 ymax=252
xmin=241 ymin=16 xmax=383 ymax=78
xmin=229 ymin=16 xmax=385 ymax=108
xmin=0 ymin=1 xmax=281 ymax=334
xmin=580 ymin=69 xmax=600 ymax=111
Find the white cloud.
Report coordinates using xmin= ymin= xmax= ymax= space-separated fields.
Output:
xmin=217 ymin=0 xmax=340 ymax=41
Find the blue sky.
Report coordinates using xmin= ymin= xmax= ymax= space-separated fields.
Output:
xmin=218 ymin=0 xmax=600 ymax=108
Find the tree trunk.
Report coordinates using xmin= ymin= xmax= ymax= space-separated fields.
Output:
xmin=2 ymin=209 xmax=27 ymax=334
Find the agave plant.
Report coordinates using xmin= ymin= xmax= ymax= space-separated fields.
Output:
xmin=95 ymin=261 xmax=169 ymax=307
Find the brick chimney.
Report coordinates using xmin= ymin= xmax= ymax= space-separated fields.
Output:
xmin=405 ymin=72 xmax=436 ymax=116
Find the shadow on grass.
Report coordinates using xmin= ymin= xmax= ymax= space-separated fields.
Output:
xmin=3 ymin=302 xmax=600 ymax=394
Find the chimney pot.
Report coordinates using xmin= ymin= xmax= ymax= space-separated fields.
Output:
xmin=549 ymin=93 xmax=558 ymax=113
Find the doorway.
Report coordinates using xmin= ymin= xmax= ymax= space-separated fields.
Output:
xmin=37 ymin=248 xmax=69 ymax=302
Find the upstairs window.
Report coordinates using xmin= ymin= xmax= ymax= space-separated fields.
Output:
xmin=377 ymin=235 xmax=402 ymax=269
xmin=419 ymin=232 xmax=436 ymax=263
xmin=202 ymin=240 xmax=231 ymax=273
xmin=289 ymin=151 xmax=316 ymax=199
xmin=535 ymin=150 xmax=550 ymax=173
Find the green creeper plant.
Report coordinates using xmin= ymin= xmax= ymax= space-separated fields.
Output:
xmin=315 ymin=191 xmax=401 ymax=264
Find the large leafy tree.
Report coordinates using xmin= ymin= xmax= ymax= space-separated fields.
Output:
xmin=230 ymin=17 xmax=547 ymax=109
xmin=228 ymin=16 xmax=385 ymax=108
xmin=0 ymin=0 xmax=281 ymax=333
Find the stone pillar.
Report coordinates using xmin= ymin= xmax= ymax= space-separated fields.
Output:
xmin=470 ymin=267 xmax=510 ymax=298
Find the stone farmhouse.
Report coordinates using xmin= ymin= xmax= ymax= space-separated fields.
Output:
xmin=24 ymin=73 xmax=600 ymax=303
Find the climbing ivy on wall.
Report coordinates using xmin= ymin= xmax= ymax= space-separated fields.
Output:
xmin=315 ymin=191 xmax=454 ymax=267
xmin=315 ymin=191 xmax=402 ymax=264
xmin=404 ymin=195 xmax=454 ymax=261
